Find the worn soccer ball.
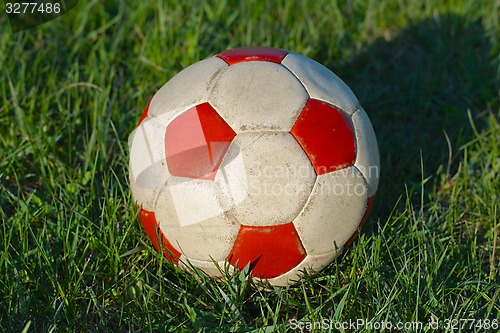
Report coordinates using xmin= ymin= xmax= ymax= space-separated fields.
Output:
xmin=128 ymin=47 xmax=379 ymax=286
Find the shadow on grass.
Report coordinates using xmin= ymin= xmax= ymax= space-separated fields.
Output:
xmin=320 ymin=14 xmax=496 ymax=219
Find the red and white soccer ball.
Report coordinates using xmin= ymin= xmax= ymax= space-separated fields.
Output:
xmin=129 ymin=47 xmax=379 ymax=286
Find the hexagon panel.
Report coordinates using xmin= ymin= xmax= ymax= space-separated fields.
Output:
xmin=152 ymin=177 xmax=240 ymax=261
xmin=351 ymin=108 xmax=380 ymax=197
xmin=282 ymin=52 xmax=360 ymax=114
xmin=209 ymin=61 xmax=309 ymax=132
xmin=155 ymin=176 xmax=229 ymax=228
xmin=293 ymin=166 xmax=368 ymax=255
xmin=291 ymin=99 xmax=356 ymax=175
xmin=343 ymin=195 xmax=376 ymax=248
xmin=228 ymin=222 xmax=306 ymax=279
xmin=129 ymin=118 xmax=170 ymax=211
xmin=216 ymin=47 xmax=289 ymax=65
xmin=160 ymin=213 xmax=239 ymax=262
xmin=266 ymin=251 xmax=336 ymax=286
xmin=178 ymin=257 xmax=234 ymax=278
xmin=164 ymin=102 xmax=236 ymax=180
xmin=214 ymin=132 xmax=316 ymax=226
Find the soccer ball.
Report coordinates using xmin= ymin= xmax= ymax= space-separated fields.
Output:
xmin=128 ymin=47 xmax=379 ymax=286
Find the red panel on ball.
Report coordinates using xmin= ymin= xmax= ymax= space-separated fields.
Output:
xmin=137 ymin=100 xmax=151 ymax=127
xmin=165 ymin=103 xmax=236 ymax=180
xmin=138 ymin=208 xmax=181 ymax=264
xmin=344 ymin=195 xmax=375 ymax=248
xmin=228 ymin=223 xmax=306 ymax=279
xmin=216 ymin=47 xmax=289 ymax=66
xmin=291 ymin=99 xmax=356 ymax=175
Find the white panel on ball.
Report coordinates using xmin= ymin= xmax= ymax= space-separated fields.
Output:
xmin=160 ymin=213 xmax=239 ymax=262
xmin=215 ymin=132 xmax=316 ymax=226
xmin=153 ymin=177 xmax=239 ymax=261
xmin=178 ymin=257 xmax=235 ymax=278
xmin=293 ymin=167 xmax=368 ymax=255
xmin=128 ymin=118 xmax=170 ymax=211
xmin=209 ymin=62 xmax=309 ymax=133
xmin=158 ymin=176 xmax=227 ymax=228
xmin=213 ymin=143 xmax=249 ymax=209
xmin=129 ymin=162 xmax=168 ymax=212
xmin=149 ymin=57 xmax=228 ymax=125
xmin=351 ymin=108 xmax=380 ymax=197
xmin=266 ymin=252 xmax=336 ymax=286
xmin=282 ymin=53 xmax=359 ymax=115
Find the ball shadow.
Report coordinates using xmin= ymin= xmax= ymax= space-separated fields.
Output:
xmin=318 ymin=14 xmax=496 ymax=218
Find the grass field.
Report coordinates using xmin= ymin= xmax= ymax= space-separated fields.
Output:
xmin=0 ymin=0 xmax=499 ymax=331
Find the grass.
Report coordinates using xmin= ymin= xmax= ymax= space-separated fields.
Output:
xmin=0 ymin=0 xmax=498 ymax=331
